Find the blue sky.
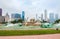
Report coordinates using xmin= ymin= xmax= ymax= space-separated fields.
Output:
xmin=0 ymin=0 xmax=60 ymax=19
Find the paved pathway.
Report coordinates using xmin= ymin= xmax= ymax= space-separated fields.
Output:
xmin=0 ymin=34 xmax=60 ymax=39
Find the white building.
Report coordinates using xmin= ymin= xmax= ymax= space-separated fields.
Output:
xmin=5 ymin=13 xmax=10 ymax=22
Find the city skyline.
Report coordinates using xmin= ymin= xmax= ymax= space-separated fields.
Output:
xmin=0 ymin=0 xmax=60 ymax=19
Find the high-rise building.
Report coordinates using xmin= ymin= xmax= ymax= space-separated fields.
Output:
xmin=11 ymin=13 xmax=21 ymax=20
xmin=14 ymin=14 xmax=21 ymax=18
xmin=49 ymin=13 xmax=55 ymax=23
xmin=55 ymin=14 xmax=58 ymax=21
xmin=11 ymin=14 xmax=15 ymax=18
xmin=0 ymin=16 xmax=5 ymax=23
xmin=41 ymin=13 xmax=43 ymax=21
xmin=0 ymin=8 xmax=2 ymax=16
xmin=36 ymin=14 xmax=38 ymax=20
xmin=44 ymin=9 xmax=47 ymax=21
xmin=5 ymin=13 xmax=9 ymax=17
xmin=5 ymin=13 xmax=10 ymax=22
xmin=22 ymin=11 xmax=25 ymax=21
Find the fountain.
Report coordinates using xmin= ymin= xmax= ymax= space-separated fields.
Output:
xmin=41 ymin=23 xmax=53 ymax=28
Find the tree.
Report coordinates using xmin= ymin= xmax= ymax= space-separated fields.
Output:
xmin=41 ymin=20 xmax=48 ymax=23
xmin=11 ymin=19 xmax=23 ymax=24
xmin=11 ymin=20 xmax=16 ymax=24
xmin=17 ymin=19 xmax=23 ymax=23
xmin=54 ymin=19 xmax=60 ymax=24
xmin=1 ymin=22 xmax=8 ymax=24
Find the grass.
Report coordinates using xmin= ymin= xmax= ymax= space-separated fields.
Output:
xmin=0 ymin=29 xmax=60 ymax=36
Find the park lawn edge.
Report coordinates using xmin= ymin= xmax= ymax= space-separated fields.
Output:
xmin=0 ymin=29 xmax=60 ymax=36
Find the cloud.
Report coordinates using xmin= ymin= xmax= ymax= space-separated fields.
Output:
xmin=0 ymin=0 xmax=60 ymax=18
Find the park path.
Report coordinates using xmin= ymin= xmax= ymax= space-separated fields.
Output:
xmin=0 ymin=34 xmax=60 ymax=39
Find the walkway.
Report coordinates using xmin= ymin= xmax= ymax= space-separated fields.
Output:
xmin=0 ymin=34 xmax=60 ymax=39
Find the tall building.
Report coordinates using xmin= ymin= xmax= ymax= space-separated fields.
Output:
xmin=22 ymin=11 xmax=25 ymax=21
xmin=11 ymin=14 xmax=15 ymax=18
xmin=14 ymin=14 xmax=21 ymax=18
xmin=5 ymin=13 xmax=9 ymax=17
xmin=0 ymin=16 xmax=5 ymax=23
xmin=55 ymin=14 xmax=58 ymax=21
xmin=0 ymin=8 xmax=2 ymax=16
xmin=44 ymin=9 xmax=47 ymax=21
xmin=5 ymin=13 xmax=10 ymax=22
xmin=41 ymin=13 xmax=43 ymax=21
xmin=49 ymin=13 xmax=55 ymax=23
xmin=36 ymin=14 xmax=38 ymax=20
xmin=11 ymin=13 xmax=21 ymax=20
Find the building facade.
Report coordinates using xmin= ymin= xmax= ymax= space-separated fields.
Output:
xmin=49 ymin=13 xmax=55 ymax=23
xmin=41 ymin=13 xmax=43 ymax=21
xmin=44 ymin=9 xmax=47 ymax=21
xmin=22 ymin=11 xmax=25 ymax=21
xmin=0 ymin=16 xmax=5 ymax=23
xmin=5 ymin=13 xmax=10 ymax=22
xmin=0 ymin=8 xmax=2 ymax=16
xmin=11 ymin=13 xmax=21 ymax=20
xmin=55 ymin=14 xmax=58 ymax=21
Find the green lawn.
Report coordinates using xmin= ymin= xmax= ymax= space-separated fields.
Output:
xmin=0 ymin=29 xmax=60 ymax=36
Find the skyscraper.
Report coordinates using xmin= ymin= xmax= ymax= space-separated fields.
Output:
xmin=11 ymin=13 xmax=21 ymax=20
xmin=49 ymin=13 xmax=55 ymax=23
xmin=0 ymin=16 xmax=5 ymax=22
xmin=11 ymin=14 xmax=15 ymax=18
xmin=5 ymin=13 xmax=10 ymax=22
xmin=11 ymin=13 xmax=21 ymax=18
xmin=14 ymin=13 xmax=21 ymax=18
xmin=55 ymin=14 xmax=58 ymax=21
xmin=44 ymin=9 xmax=47 ymax=21
xmin=22 ymin=11 xmax=25 ymax=21
xmin=36 ymin=14 xmax=38 ymax=20
xmin=0 ymin=8 xmax=2 ymax=16
xmin=41 ymin=13 xmax=43 ymax=21
xmin=5 ymin=13 xmax=9 ymax=17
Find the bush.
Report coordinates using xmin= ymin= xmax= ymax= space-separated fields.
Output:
xmin=11 ymin=19 xmax=23 ymax=24
xmin=54 ymin=19 xmax=60 ymax=24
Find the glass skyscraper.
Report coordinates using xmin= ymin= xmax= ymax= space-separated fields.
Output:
xmin=55 ymin=14 xmax=58 ymax=21
xmin=49 ymin=13 xmax=55 ymax=23
xmin=14 ymin=14 xmax=21 ymax=18
xmin=11 ymin=13 xmax=21 ymax=19
xmin=22 ymin=11 xmax=25 ymax=21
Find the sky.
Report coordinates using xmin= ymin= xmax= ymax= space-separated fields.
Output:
xmin=0 ymin=0 xmax=60 ymax=19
